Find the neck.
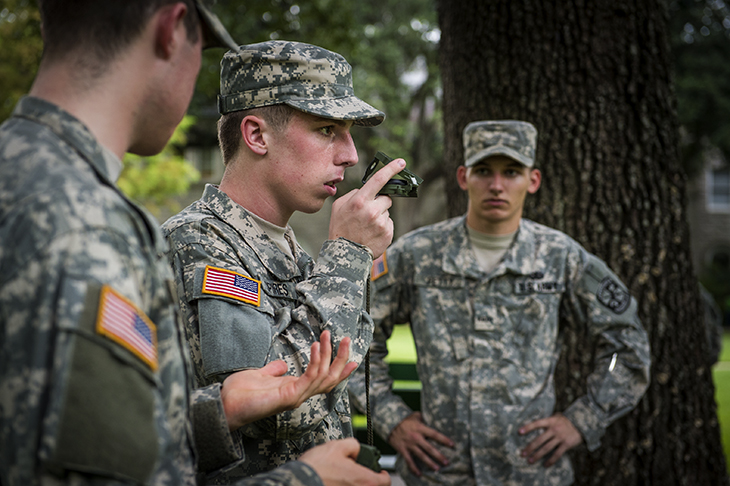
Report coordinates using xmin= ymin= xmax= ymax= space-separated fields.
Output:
xmin=465 ymin=212 xmax=522 ymax=235
xmin=29 ymin=52 xmax=151 ymax=160
xmin=219 ymin=160 xmax=292 ymax=227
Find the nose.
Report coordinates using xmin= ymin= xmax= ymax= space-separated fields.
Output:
xmin=488 ymin=173 xmax=504 ymax=192
xmin=336 ymin=131 xmax=358 ymax=167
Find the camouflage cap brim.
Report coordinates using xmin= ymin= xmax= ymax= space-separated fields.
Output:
xmin=465 ymin=146 xmax=534 ymax=168
xmin=194 ymin=1 xmax=239 ymax=52
xmin=285 ymin=97 xmax=384 ymax=127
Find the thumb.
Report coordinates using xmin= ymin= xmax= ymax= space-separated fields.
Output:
xmin=259 ymin=360 xmax=289 ymax=377
xmin=339 ymin=437 xmax=362 ymax=460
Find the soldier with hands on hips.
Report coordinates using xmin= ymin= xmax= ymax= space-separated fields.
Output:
xmin=349 ymin=120 xmax=651 ymax=486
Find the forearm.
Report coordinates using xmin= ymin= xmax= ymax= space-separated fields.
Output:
xmin=564 ymin=311 xmax=651 ymax=450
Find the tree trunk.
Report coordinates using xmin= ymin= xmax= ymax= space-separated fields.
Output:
xmin=436 ymin=0 xmax=727 ymax=484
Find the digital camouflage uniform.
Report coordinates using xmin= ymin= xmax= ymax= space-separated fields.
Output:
xmin=162 ymin=41 xmax=385 ymax=483
xmin=349 ymin=121 xmax=651 ymax=486
xmin=0 ymin=96 xmax=322 ymax=486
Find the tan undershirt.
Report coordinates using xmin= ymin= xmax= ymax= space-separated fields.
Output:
xmin=248 ymin=211 xmax=297 ymax=261
xmin=466 ymin=226 xmax=517 ymax=274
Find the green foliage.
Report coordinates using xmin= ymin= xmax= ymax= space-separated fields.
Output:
xmin=0 ymin=0 xmax=42 ymax=122
xmin=669 ymin=0 xmax=730 ymax=177
xmin=118 ymin=116 xmax=201 ymax=218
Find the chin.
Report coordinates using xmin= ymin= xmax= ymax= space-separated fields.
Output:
xmin=128 ymin=138 xmax=168 ymax=157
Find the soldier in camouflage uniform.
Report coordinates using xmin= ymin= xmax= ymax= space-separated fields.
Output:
xmin=162 ymin=41 xmax=403 ymax=483
xmin=0 ymin=3 xmax=389 ymax=486
xmin=349 ymin=120 xmax=651 ymax=485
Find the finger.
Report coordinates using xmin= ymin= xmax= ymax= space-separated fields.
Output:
xmin=544 ymin=443 xmax=569 ymax=467
xmin=259 ymin=360 xmax=288 ymax=377
xmin=528 ymin=436 xmax=559 ymax=464
xmin=319 ymin=330 xmax=333 ymax=371
xmin=373 ymin=470 xmax=391 ymax=486
xmin=307 ymin=341 xmax=322 ymax=378
xmin=401 ymin=449 xmax=422 ymax=477
xmin=328 ymin=337 xmax=351 ymax=377
xmin=415 ymin=438 xmax=449 ymax=466
xmin=339 ymin=437 xmax=361 ymax=460
xmin=522 ymin=430 xmax=551 ymax=457
xmin=519 ymin=417 xmax=550 ymax=435
xmin=339 ymin=361 xmax=358 ymax=380
xmin=410 ymin=441 xmax=442 ymax=471
xmin=320 ymin=337 xmax=350 ymax=392
xmin=360 ymin=158 xmax=406 ymax=199
xmin=422 ymin=426 xmax=455 ymax=448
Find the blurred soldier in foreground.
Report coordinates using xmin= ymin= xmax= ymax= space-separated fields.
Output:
xmin=349 ymin=120 xmax=651 ymax=485
xmin=0 ymin=2 xmax=388 ymax=485
xmin=162 ymin=40 xmax=401 ymax=483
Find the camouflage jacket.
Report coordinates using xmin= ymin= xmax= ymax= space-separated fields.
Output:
xmin=349 ymin=216 xmax=651 ymax=486
xmin=162 ymin=184 xmax=374 ymax=482
xmin=0 ymin=97 xmax=322 ymax=486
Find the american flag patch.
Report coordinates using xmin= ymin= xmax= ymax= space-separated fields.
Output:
xmin=96 ymin=286 xmax=158 ymax=371
xmin=202 ymin=266 xmax=261 ymax=306
xmin=371 ymin=253 xmax=388 ymax=281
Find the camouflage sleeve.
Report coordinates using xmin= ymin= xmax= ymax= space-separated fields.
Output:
xmin=302 ymin=237 xmax=374 ymax=363
xmin=231 ymin=461 xmax=324 ymax=486
xmin=190 ymin=384 xmax=243 ymax=474
xmin=348 ymin=244 xmax=415 ymax=442
xmin=561 ymin=251 xmax=651 ymax=451
xmin=1 ymin=228 xmax=166 ymax=485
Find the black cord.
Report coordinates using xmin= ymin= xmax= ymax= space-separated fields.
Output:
xmin=365 ymin=277 xmax=374 ymax=446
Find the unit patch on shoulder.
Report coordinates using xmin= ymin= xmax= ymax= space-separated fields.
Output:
xmin=96 ymin=285 xmax=158 ymax=371
xmin=371 ymin=253 xmax=388 ymax=281
xmin=202 ymin=265 xmax=261 ymax=306
xmin=596 ymin=276 xmax=630 ymax=314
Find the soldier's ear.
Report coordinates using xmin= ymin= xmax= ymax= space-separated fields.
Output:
xmin=456 ymin=165 xmax=469 ymax=191
xmin=528 ymin=168 xmax=541 ymax=194
xmin=240 ymin=115 xmax=268 ymax=155
xmin=152 ymin=3 xmax=190 ymax=60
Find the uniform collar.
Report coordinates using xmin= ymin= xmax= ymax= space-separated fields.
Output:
xmin=441 ymin=217 xmax=538 ymax=279
xmin=13 ymin=96 xmax=123 ymax=183
xmin=200 ymin=184 xmax=304 ymax=279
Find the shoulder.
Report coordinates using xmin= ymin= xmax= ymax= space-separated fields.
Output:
xmin=521 ymin=219 xmax=586 ymax=254
xmin=1 ymin=132 xmax=143 ymax=258
xmin=162 ymin=200 xmax=213 ymax=241
xmin=392 ymin=217 xmax=463 ymax=252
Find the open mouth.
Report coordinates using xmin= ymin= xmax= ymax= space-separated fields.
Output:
xmin=324 ymin=180 xmax=339 ymax=196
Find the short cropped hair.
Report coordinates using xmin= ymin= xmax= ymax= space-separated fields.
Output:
xmin=217 ymin=104 xmax=296 ymax=165
xmin=38 ymin=0 xmax=200 ymax=67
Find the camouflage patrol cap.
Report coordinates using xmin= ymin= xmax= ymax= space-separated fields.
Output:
xmin=194 ymin=0 xmax=239 ymax=52
xmin=463 ymin=120 xmax=538 ymax=168
xmin=217 ymin=40 xmax=385 ymax=126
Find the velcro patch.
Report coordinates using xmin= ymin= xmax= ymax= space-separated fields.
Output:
xmin=596 ymin=276 xmax=630 ymax=314
xmin=202 ymin=265 xmax=261 ymax=306
xmin=96 ymin=285 xmax=158 ymax=371
xmin=371 ymin=253 xmax=388 ymax=281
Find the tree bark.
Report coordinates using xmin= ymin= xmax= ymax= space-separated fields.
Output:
xmin=436 ymin=0 xmax=727 ymax=484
